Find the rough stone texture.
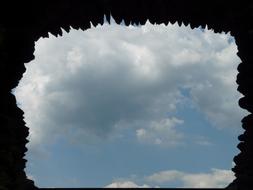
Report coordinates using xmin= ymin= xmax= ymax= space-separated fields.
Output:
xmin=0 ymin=0 xmax=252 ymax=189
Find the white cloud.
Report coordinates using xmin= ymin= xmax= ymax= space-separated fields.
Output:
xmin=104 ymin=167 xmax=234 ymax=188
xmin=136 ymin=117 xmax=184 ymax=146
xmin=15 ymin=20 xmax=245 ymax=150
xmin=146 ymin=168 xmax=235 ymax=188
xmin=105 ymin=181 xmax=150 ymax=188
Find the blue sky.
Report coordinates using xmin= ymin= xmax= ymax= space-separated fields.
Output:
xmin=15 ymin=19 xmax=247 ymax=188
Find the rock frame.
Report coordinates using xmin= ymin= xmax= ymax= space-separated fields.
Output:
xmin=0 ymin=1 xmax=252 ymax=189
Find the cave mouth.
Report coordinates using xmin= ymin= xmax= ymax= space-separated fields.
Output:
xmin=14 ymin=19 xmax=245 ymax=188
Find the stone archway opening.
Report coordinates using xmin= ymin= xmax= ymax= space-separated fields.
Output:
xmin=13 ymin=18 xmax=245 ymax=188
xmin=1 ymin=1 xmax=252 ymax=189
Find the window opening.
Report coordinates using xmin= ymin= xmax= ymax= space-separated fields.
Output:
xmin=14 ymin=17 xmax=246 ymax=188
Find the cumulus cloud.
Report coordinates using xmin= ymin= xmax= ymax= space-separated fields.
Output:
xmin=105 ymin=181 xmax=150 ymax=188
xmin=104 ymin=167 xmax=234 ymax=188
xmin=146 ymin=168 xmax=235 ymax=188
xmin=15 ymin=20 xmax=245 ymax=150
xmin=136 ymin=117 xmax=184 ymax=146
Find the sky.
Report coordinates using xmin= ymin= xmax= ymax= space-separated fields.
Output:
xmin=14 ymin=18 xmax=248 ymax=188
